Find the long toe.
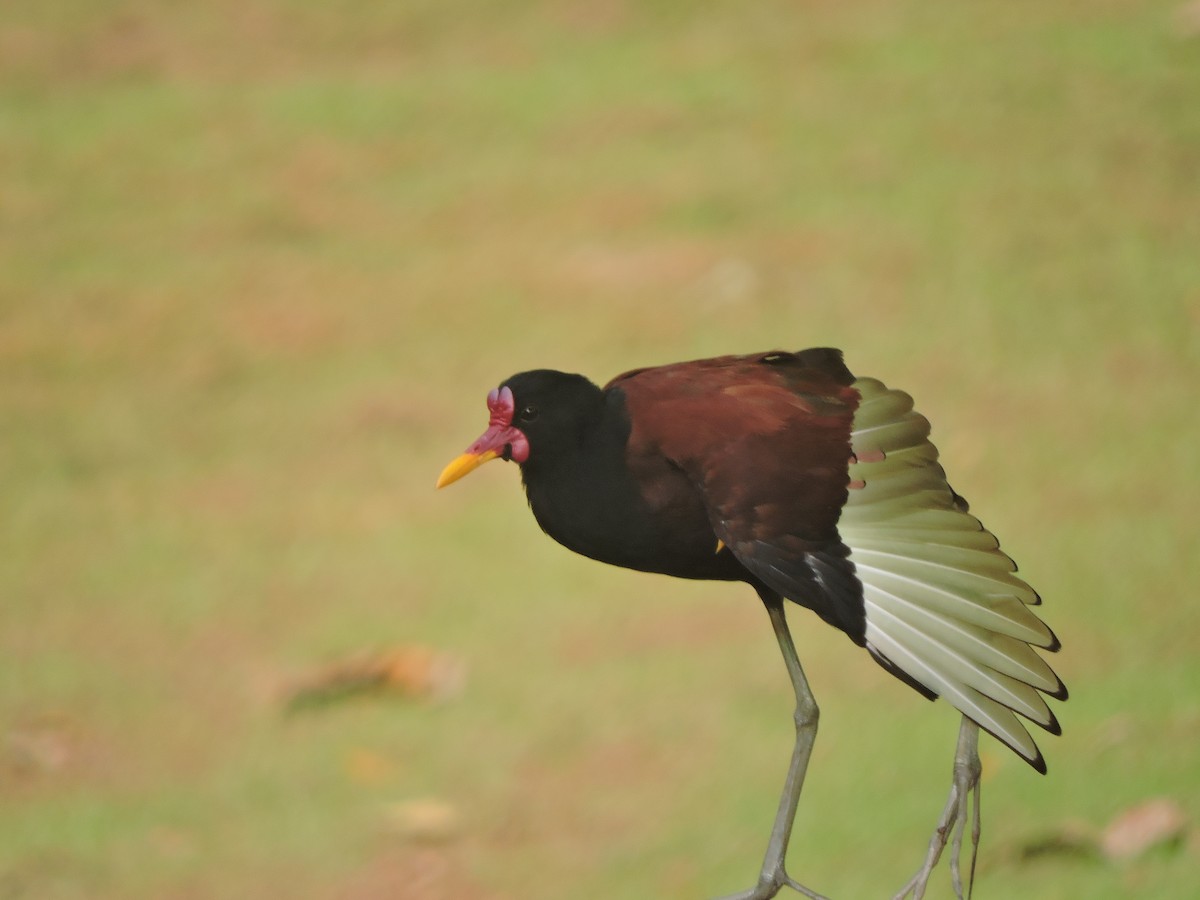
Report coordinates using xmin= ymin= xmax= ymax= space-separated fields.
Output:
xmin=714 ymin=869 xmax=830 ymax=900
xmin=714 ymin=881 xmax=781 ymax=900
xmin=893 ymin=720 xmax=983 ymax=900
xmin=784 ymin=873 xmax=832 ymax=900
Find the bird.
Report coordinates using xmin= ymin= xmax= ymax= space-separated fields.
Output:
xmin=437 ymin=348 xmax=1065 ymax=900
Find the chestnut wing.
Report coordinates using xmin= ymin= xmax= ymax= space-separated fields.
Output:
xmin=610 ymin=349 xmax=867 ymax=642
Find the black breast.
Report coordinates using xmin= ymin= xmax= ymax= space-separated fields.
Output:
xmin=521 ymin=391 xmax=748 ymax=583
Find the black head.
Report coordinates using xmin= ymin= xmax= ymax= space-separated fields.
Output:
xmin=501 ymin=370 xmax=605 ymax=465
xmin=436 ymin=369 xmax=604 ymax=487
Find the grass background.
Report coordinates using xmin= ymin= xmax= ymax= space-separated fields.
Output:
xmin=3 ymin=1 xmax=1198 ymax=897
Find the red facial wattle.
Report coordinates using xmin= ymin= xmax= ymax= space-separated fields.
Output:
xmin=436 ymin=385 xmax=529 ymax=488
xmin=466 ymin=386 xmax=530 ymax=463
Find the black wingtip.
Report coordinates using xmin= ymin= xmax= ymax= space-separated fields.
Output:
xmin=970 ymin=717 xmax=1048 ymax=775
xmin=1044 ymin=677 xmax=1069 ymax=702
xmin=1029 ymin=750 xmax=1048 ymax=775
xmin=1039 ymin=708 xmax=1063 ymax=737
xmin=1042 ymin=623 xmax=1062 ymax=653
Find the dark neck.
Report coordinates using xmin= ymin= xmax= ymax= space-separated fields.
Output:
xmin=520 ymin=393 xmax=655 ymax=566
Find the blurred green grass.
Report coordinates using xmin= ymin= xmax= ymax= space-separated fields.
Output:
xmin=3 ymin=1 xmax=1198 ymax=897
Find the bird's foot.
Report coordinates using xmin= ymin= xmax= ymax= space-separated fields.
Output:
xmin=714 ymin=866 xmax=830 ymax=900
xmin=892 ymin=719 xmax=982 ymax=900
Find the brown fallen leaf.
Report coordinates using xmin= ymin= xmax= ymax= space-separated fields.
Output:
xmin=385 ymin=798 xmax=461 ymax=843
xmin=7 ymin=726 xmax=72 ymax=775
xmin=1101 ymin=797 xmax=1189 ymax=861
xmin=1017 ymin=819 xmax=1101 ymax=862
xmin=284 ymin=645 xmax=467 ymax=711
xmin=5 ymin=712 xmax=79 ymax=780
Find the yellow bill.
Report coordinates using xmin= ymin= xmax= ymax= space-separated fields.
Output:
xmin=436 ymin=450 xmax=499 ymax=489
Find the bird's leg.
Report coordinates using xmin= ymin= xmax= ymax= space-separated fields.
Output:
xmin=715 ymin=594 xmax=828 ymax=900
xmin=891 ymin=717 xmax=982 ymax=900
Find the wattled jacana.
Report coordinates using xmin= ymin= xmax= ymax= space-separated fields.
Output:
xmin=437 ymin=349 xmax=1065 ymax=899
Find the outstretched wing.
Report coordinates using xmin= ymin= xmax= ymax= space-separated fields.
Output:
xmin=612 ymin=349 xmax=1065 ymax=772
xmin=843 ymin=376 xmax=1065 ymax=772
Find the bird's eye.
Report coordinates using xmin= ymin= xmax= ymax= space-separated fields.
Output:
xmin=519 ymin=405 xmax=539 ymax=423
